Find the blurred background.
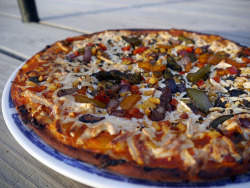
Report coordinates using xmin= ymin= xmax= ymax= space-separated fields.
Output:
xmin=0 ymin=0 xmax=249 ymax=59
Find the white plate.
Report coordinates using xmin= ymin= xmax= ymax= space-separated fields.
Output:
xmin=2 ymin=64 xmax=250 ymax=188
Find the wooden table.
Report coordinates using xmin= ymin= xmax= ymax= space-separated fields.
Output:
xmin=0 ymin=0 xmax=249 ymax=187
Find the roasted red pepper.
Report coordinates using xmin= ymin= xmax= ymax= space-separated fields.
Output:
xmin=133 ymin=46 xmax=147 ymax=55
xmin=94 ymin=89 xmax=112 ymax=104
xmin=170 ymin=98 xmax=178 ymax=110
xmin=180 ymin=113 xmax=189 ymax=119
xmin=227 ymin=66 xmax=239 ymax=75
xmin=130 ymin=85 xmax=140 ymax=94
xmin=126 ymin=108 xmax=144 ymax=119
xmin=213 ymin=76 xmax=220 ymax=83
xmin=87 ymin=42 xmax=94 ymax=46
xmin=99 ymin=43 xmax=107 ymax=51
xmin=197 ymin=79 xmax=204 ymax=87
xmin=122 ymin=46 xmax=130 ymax=51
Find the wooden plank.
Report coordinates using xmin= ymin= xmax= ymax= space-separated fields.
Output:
xmin=0 ymin=0 xmax=20 ymax=18
xmin=0 ymin=54 xmax=90 ymax=188
xmin=0 ymin=15 xmax=80 ymax=58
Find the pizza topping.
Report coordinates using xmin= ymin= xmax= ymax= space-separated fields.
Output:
xmin=214 ymin=95 xmax=227 ymax=108
xmin=208 ymin=51 xmax=230 ymax=65
xmin=239 ymin=117 xmax=250 ymax=128
xmin=94 ymin=89 xmax=112 ymax=104
xmin=163 ymin=68 xmax=173 ymax=80
xmin=166 ymin=55 xmax=182 ymax=71
xmin=75 ymin=94 xmax=107 ymax=109
xmin=229 ymin=89 xmax=247 ymax=97
xmin=160 ymin=85 xmax=172 ymax=100
xmin=122 ymin=36 xmax=141 ymax=48
xmin=118 ymin=83 xmax=130 ymax=96
xmin=79 ymin=114 xmax=105 ymax=123
xmin=243 ymin=99 xmax=250 ymax=108
xmin=30 ymin=117 xmax=46 ymax=129
xmin=28 ymin=76 xmax=43 ymax=83
xmin=67 ymin=52 xmax=78 ymax=61
xmin=165 ymin=79 xmax=178 ymax=93
xmin=120 ymin=94 xmax=141 ymax=110
xmin=187 ymin=88 xmax=213 ymax=114
xmin=187 ymin=63 xmax=211 ymax=83
xmin=57 ymin=88 xmax=78 ymax=97
xmin=110 ymin=84 xmax=120 ymax=93
xmin=209 ymin=114 xmax=234 ymax=132
xmin=178 ymin=34 xmax=195 ymax=45
xmin=106 ymin=98 xmax=119 ymax=114
xmin=150 ymin=87 xmax=173 ymax=121
xmin=78 ymin=46 xmax=93 ymax=64
xmin=150 ymin=105 xmax=166 ymax=121
xmin=93 ymin=70 xmax=142 ymax=84
xmin=110 ymin=109 xmax=127 ymax=117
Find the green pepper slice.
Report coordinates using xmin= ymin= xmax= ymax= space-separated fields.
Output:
xmin=122 ymin=36 xmax=141 ymax=48
xmin=178 ymin=35 xmax=195 ymax=45
xmin=167 ymin=55 xmax=182 ymax=71
xmin=187 ymin=88 xmax=213 ymax=114
xmin=187 ymin=63 xmax=211 ymax=83
xmin=209 ymin=114 xmax=234 ymax=132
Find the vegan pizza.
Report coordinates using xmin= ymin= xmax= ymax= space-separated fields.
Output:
xmin=11 ymin=29 xmax=250 ymax=182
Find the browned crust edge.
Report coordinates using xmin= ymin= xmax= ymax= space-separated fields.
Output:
xmin=10 ymin=29 xmax=250 ymax=182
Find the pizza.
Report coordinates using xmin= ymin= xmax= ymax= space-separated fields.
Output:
xmin=11 ymin=29 xmax=250 ymax=182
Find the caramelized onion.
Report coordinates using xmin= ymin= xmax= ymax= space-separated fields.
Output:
xmin=106 ymin=98 xmax=120 ymax=114
xmin=79 ymin=114 xmax=105 ymax=123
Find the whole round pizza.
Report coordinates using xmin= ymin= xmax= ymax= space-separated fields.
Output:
xmin=11 ymin=29 xmax=250 ymax=182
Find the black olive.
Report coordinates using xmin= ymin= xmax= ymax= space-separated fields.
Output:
xmin=57 ymin=88 xmax=78 ymax=97
xmin=243 ymin=99 xmax=250 ymax=108
xmin=201 ymin=45 xmax=210 ymax=53
xmin=17 ymin=105 xmax=28 ymax=115
xmin=176 ymin=83 xmax=186 ymax=93
xmin=227 ymin=75 xmax=236 ymax=81
xmin=165 ymin=79 xmax=178 ymax=93
xmin=239 ymin=118 xmax=250 ymax=128
xmin=229 ymin=89 xmax=246 ymax=97
xmin=30 ymin=117 xmax=45 ymax=129
xmin=92 ymin=70 xmax=141 ymax=84
xmin=79 ymin=114 xmax=105 ymax=123
xmin=187 ymin=103 xmax=200 ymax=115
xmin=214 ymin=96 xmax=227 ymax=108
xmin=28 ymin=76 xmax=41 ymax=83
